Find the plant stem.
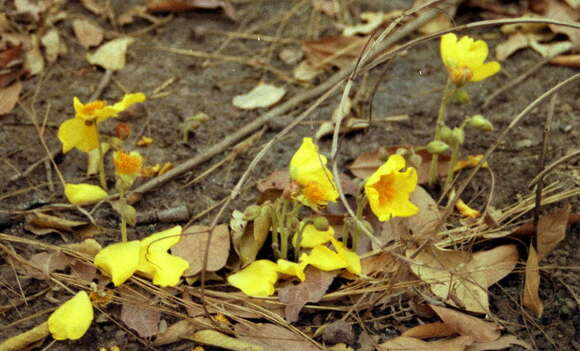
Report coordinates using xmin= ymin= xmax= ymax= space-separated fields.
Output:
xmin=428 ymin=79 xmax=454 ymax=186
xmin=444 ymin=141 xmax=460 ymax=193
xmin=95 ymin=124 xmax=107 ymax=190
xmin=121 ymin=214 xmax=128 ymax=242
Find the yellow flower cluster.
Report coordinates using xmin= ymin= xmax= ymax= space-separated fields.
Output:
xmin=289 ymin=138 xmax=339 ymax=209
xmin=94 ymin=226 xmax=189 ymax=287
xmin=440 ymin=33 xmax=500 ymax=86
xmin=227 ymin=223 xmax=360 ymax=297
xmin=58 ymin=93 xmax=146 ymax=153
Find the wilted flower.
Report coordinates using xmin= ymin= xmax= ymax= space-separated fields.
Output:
xmin=440 ymin=33 xmax=501 ymax=85
xmin=227 ymin=260 xmax=279 ymax=297
xmin=364 ymin=154 xmax=418 ymax=222
xmin=455 ymin=198 xmax=481 ymax=219
xmin=94 ymin=226 xmax=189 ymax=287
xmin=289 ymin=137 xmax=339 ymax=209
xmin=64 ymin=183 xmax=108 ymax=205
xmin=58 ymin=93 xmax=145 ymax=153
xmin=113 ymin=151 xmax=143 ymax=188
xmin=48 ymin=291 xmax=94 ymax=340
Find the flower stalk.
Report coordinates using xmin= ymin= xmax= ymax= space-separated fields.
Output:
xmin=428 ymin=78 xmax=454 ymax=186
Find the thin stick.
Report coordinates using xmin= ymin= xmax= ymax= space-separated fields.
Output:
xmin=533 ymin=93 xmax=557 ymax=241
xmin=528 ymin=149 xmax=580 ymax=187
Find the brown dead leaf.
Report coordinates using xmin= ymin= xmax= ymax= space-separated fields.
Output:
xmin=418 ymin=13 xmax=452 ymax=34
xmin=361 ymin=251 xmax=398 ymax=276
xmin=172 ymin=224 xmax=230 ymax=276
xmin=86 ymin=37 xmax=136 ymax=71
xmin=0 ymin=80 xmax=22 ymax=115
xmin=544 ymin=0 xmax=580 ymax=51
xmin=27 ymin=252 xmax=70 ymax=279
xmin=278 ymin=267 xmax=337 ymax=322
xmin=154 ymin=319 xmax=205 ymax=346
xmin=469 ymin=245 xmax=518 ymax=288
xmin=466 ymin=335 xmax=533 ymax=351
xmin=24 ymin=34 xmax=44 ymax=75
xmin=0 ymin=45 xmax=24 ymax=68
xmin=14 ymin=0 xmax=47 ymax=22
xmin=550 ymin=53 xmax=580 ymax=67
xmin=258 ymin=170 xmax=289 ymax=193
xmin=303 ymin=35 xmax=367 ymax=68
xmin=147 ymin=0 xmax=238 ymax=21
xmin=537 ymin=204 xmax=571 ymax=260
xmin=41 ymin=29 xmax=67 ymax=63
xmin=402 ymin=322 xmax=456 ymax=339
xmin=378 ymin=335 xmax=474 ymax=351
xmin=341 ymin=12 xmax=385 ymax=36
xmin=72 ymin=19 xmax=104 ymax=48
xmin=522 ymin=245 xmax=544 ymax=318
xmin=406 ymin=186 xmax=441 ymax=238
xmin=232 ymin=83 xmax=286 ymax=110
xmin=80 ymin=0 xmax=107 ymax=15
xmin=24 ymin=211 xmax=87 ymax=239
xmin=189 ymin=329 xmax=262 ymax=351
xmin=430 ymin=305 xmax=501 ymax=343
xmin=121 ymin=303 xmax=160 ymax=338
xmin=235 ymin=322 xmax=320 ymax=351
xmin=321 ymin=319 xmax=355 ymax=345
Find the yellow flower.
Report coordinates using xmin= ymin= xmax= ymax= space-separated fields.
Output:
xmin=455 ymin=198 xmax=481 ymax=219
xmin=58 ymin=93 xmax=146 ymax=153
xmin=292 ymin=223 xmax=335 ymax=248
xmin=440 ymin=33 xmax=501 ymax=85
xmin=301 ymin=239 xmax=361 ymax=275
xmin=453 ymin=154 xmax=488 ymax=171
xmin=113 ymin=151 xmax=143 ymax=187
xmin=94 ymin=226 xmax=189 ymax=287
xmin=289 ymin=137 xmax=339 ymax=209
xmin=48 ymin=291 xmax=93 ymax=340
xmin=65 ymin=183 xmax=108 ymax=205
xmin=364 ymin=154 xmax=418 ymax=222
xmin=227 ymin=260 xmax=279 ymax=297
xmin=330 ymin=238 xmax=361 ymax=275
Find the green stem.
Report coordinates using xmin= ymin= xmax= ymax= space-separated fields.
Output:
xmin=121 ymin=214 xmax=128 ymax=242
xmin=444 ymin=141 xmax=460 ymax=193
xmin=95 ymin=124 xmax=107 ymax=190
xmin=428 ymin=79 xmax=454 ymax=186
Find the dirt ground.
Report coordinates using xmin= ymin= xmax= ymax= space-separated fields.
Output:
xmin=1 ymin=0 xmax=579 ymax=350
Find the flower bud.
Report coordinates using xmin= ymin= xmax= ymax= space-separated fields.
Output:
xmin=439 ymin=125 xmax=453 ymax=142
xmin=115 ymin=122 xmax=131 ymax=140
xmin=451 ymin=127 xmax=465 ymax=145
xmin=453 ymin=89 xmax=470 ymax=104
xmin=426 ymin=140 xmax=450 ymax=154
xmin=244 ymin=205 xmax=261 ymax=220
xmin=312 ymin=216 xmax=330 ymax=231
xmin=466 ymin=114 xmax=494 ymax=132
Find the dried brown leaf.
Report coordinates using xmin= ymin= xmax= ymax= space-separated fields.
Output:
xmin=232 ymin=83 xmax=286 ymax=110
xmin=402 ymin=322 xmax=456 ymax=339
xmin=41 ymin=29 xmax=66 ymax=63
xmin=522 ymin=245 xmax=544 ymax=318
xmin=322 ymin=320 xmax=354 ymax=345
xmin=278 ymin=267 xmax=337 ymax=322
xmin=430 ymin=305 xmax=501 ymax=343
xmin=147 ymin=0 xmax=238 ymax=21
xmin=86 ymin=37 xmax=135 ymax=71
xmin=378 ymin=335 xmax=474 ymax=351
xmin=172 ymin=224 xmax=230 ymax=276
xmin=550 ymin=53 xmax=580 ymax=67
xmin=72 ymin=19 xmax=104 ymax=48
xmin=0 ymin=45 xmax=23 ymax=68
xmin=537 ymin=204 xmax=571 ymax=260
xmin=25 ymin=212 xmax=87 ymax=232
xmin=24 ymin=35 xmax=44 ymax=75
xmin=466 ymin=335 xmax=533 ymax=351
xmin=235 ymin=322 xmax=319 ymax=351
xmin=361 ymin=252 xmax=397 ymax=276
xmin=303 ymin=35 xmax=367 ymax=68
xmin=154 ymin=320 xmax=204 ymax=346
xmin=544 ymin=0 xmax=580 ymax=51
xmin=0 ymin=80 xmax=22 ymax=115
xmin=189 ymin=329 xmax=262 ymax=351
xmin=257 ymin=170 xmax=289 ymax=192
xmin=469 ymin=245 xmax=518 ymax=288
xmin=27 ymin=252 xmax=70 ymax=279
xmin=121 ymin=303 xmax=160 ymax=338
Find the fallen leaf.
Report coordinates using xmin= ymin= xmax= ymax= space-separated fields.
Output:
xmin=312 ymin=0 xmax=337 ymax=17
xmin=189 ymin=329 xmax=263 ymax=351
xmin=154 ymin=319 xmax=205 ymax=346
xmin=118 ymin=5 xmax=148 ymax=25
xmin=257 ymin=170 xmax=289 ymax=193
xmin=418 ymin=13 xmax=453 ymax=34
xmin=303 ymin=35 xmax=367 ymax=68
xmin=41 ymin=29 xmax=66 ymax=63
xmin=469 ymin=245 xmax=518 ymax=288
xmin=235 ymin=322 xmax=320 ymax=351
xmin=322 ymin=320 xmax=354 ymax=345
xmin=279 ymin=48 xmax=303 ymax=65
xmin=27 ymin=252 xmax=70 ymax=279
xmin=232 ymin=83 xmax=286 ymax=110
xmin=278 ymin=267 xmax=337 ymax=322
xmin=64 ymin=238 xmax=103 ymax=257
xmin=544 ymin=0 xmax=580 ymax=51
xmin=550 ymin=53 xmax=580 ymax=67
xmin=466 ymin=335 xmax=533 ymax=351
xmin=24 ymin=35 xmax=44 ymax=75
xmin=341 ymin=12 xmax=384 ymax=36
xmin=430 ymin=305 xmax=501 ymax=343
xmin=537 ymin=204 xmax=571 ymax=260
xmin=172 ymin=224 xmax=230 ymax=276
xmin=0 ymin=80 xmax=22 ymax=115
xmin=402 ymin=322 xmax=456 ymax=339
xmin=14 ymin=0 xmax=47 ymax=22
xmin=522 ymin=245 xmax=543 ymax=318
xmin=405 ymin=186 xmax=441 ymax=238
xmin=72 ymin=19 xmax=104 ymax=48
xmin=293 ymin=60 xmax=323 ymax=81
xmin=360 ymin=251 xmax=398 ymax=276
xmin=24 ymin=212 xmax=87 ymax=238
xmin=147 ymin=0 xmax=238 ymax=21
xmin=86 ymin=37 xmax=136 ymax=71
xmin=121 ymin=303 xmax=160 ymax=338
xmin=378 ymin=335 xmax=474 ymax=351
xmin=80 ymin=0 xmax=107 ymax=15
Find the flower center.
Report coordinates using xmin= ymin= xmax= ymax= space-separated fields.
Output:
xmin=449 ymin=67 xmax=473 ymax=86
xmin=80 ymin=100 xmax=107 ymax=116
xmin=375 ymin=174 xmax=396 ymax=206
xmin=303 ymin=181 xmax=326 ymax=205
xmin=114 ymin=152 xmax=142 ymax=175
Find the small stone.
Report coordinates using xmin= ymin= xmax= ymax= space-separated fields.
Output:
xmin=560 ymin=124 xmax=572 ymax=133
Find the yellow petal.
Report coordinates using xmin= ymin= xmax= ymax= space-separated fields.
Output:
xmin=48 ymin=291 xmax=94 ymax=340
xmin=57 ymin=117 xmax=99 ymax=153
xmin=471 ymin=61 xmax=501 ymax=82
xmin=293 ymin=223 xmax=335 ymax=248
xmin=455 ymin=199 xmax=481 ymax=219
xmin=277 ymin=259 xmax=307 ymax=281
xmin=94 ymin=241 xmax=141 ymax=286
xmin=138 ymin=226 xmax=189 ymax=287
xmin=111 ymin=92 xmax=146 ymax=111
xmin=289 ymin=137 xmax=339 ymax=208
xmin=64 ymin=183 xmax=108 ymax=205
xmin=227 ymin=260 xmax=279 ymax=297
xmin=440 ymin=33 xmax=458 ymax=67
xmin=330 ymin=238 xmax=361 ymax=275
xmin=302 ymin=245 xmax=347 ymax=271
